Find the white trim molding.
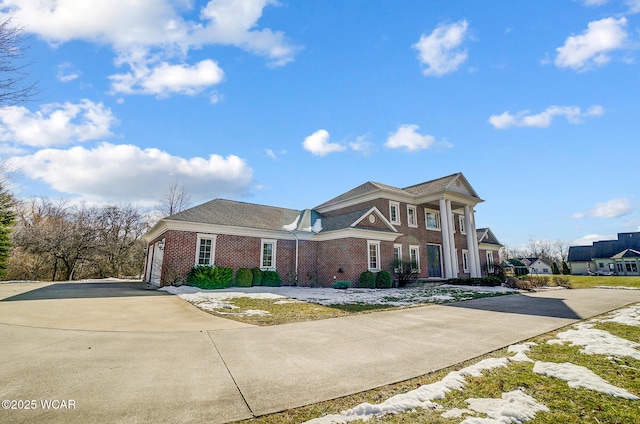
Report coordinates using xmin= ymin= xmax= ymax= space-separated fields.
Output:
xmin=260 ymin=239 xmax=277 ymax=270
xmin=195 ymin=233 xmax=217 ymax=266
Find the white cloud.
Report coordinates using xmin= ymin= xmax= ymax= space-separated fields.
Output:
xmin=488 ymin=105 xmax=604 ymax=129
xmin=9 ymin=143 xmax=253 ymax=204
xmin=385 ymin=124 xmax=436 ymax=152
xmin=626 ymin=0 xmax=640 ymax=13
xmin=109 ymin=60 xmax=224 ymax=96
xmin=581 ymin=0 xmax=610 ymax=6
xmin=348 ymin=135 xmax=374 ymax=156
xmin=0 ymin=0 xmax=298 ymax=97
xmin=266 ymin=149 xmax=277 ymax=159
xmin=555 ymin=17 xmax=628 ymax=71
xmin=0 ymin=99 xmax=116 ymax=147
xmin=573 ymin=234 xmax=614 ymax=245
xmin=572 ymin=198 xmax=633 ymax=219
xmin=302 ymin=130 xmax=347 ymax=157
xmin=56 ymin=61 xmax=81 ymax=82
xmin=413 ymin=20 xmax=470 ymax=77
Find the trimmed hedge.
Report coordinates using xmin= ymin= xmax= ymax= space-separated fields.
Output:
xmin=186 ymin=265 xmax=233 ymax=289
xmin=375 ymin=270 xmax=393 ymax=289
xmin=332 ymin=281 xmax=351 ymax=290
xmin=235 ymin=268 xmax=253 ymax=287
xmin=446 ymin=276 xmax=502 ymax=287
xmin=262 ymin=270 xmax=282 ymax=287
xmin=358 ymin=270 xmax=375 ymax=288
xmin=251 ymin=267 xmax=263 ymax=286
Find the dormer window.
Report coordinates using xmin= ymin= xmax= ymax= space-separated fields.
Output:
xmin=389 ymin=201 xmax=400 ymax=225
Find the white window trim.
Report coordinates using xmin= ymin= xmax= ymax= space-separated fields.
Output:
xmin=409 ymin=244 xmax=420 ymax=272
xmin=393 ymin=243 xmax=403 ymax=262
xmin=367 ymin=240 xmax=381 ymax=271
xmin=462 ymin=249 xmax=469 ymax=273
xmin=424 ymin=208 xmax=441 ymax=231
xmin=389 ymin=201 xmax=401 ymax=225
xmin=195 ymin=233 xmax=217 ymax=266
xmin=458 ymin=215 xmax=466 ymax=234
xmin=261 ymin=239 xmax=277 ymax=270
xmin=407 ymin=204 xmax=418 ymax=228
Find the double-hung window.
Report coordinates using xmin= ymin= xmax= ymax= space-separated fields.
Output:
xmin=196 ymin=234 xmax=217 ymax=266
xmin=458 ymin=215 xmax=466 ymax=234
xmin=409 ymin=245 xmax=420 ymax=271
xmin=462 ymin=249 xmax=469 ymax=273
xmin=389 ymin=201 xmax=400 ymax=225
xmin=368 ymin=240 xmax=381 ymax=271
xmin=407 ymin=205 xmax=418 ymax=227
xmin=261 ymin=239 xmax=277 ymax=270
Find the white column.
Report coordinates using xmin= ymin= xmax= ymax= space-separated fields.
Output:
xmin=469 ymin=210 xmax=482 ymax=276
xmin=464 ymin=205 xmax=479 ymax=278
xmin=445 ymin=200 xmax=458 ymax=278
xmin=439 ymin=199 xmax=453 ymax=278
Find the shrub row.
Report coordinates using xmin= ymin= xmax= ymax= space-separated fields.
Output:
xmin=358 ymin=270 xmax=393 ymax=289
xmin=446 ymin=276 xmax=502 ymax=287
xmin=185 ymin=265 xmax=281 ymax=290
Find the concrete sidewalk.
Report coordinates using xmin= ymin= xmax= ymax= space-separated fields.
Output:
xmin=1 ymin=282 xmax=639 ymax=423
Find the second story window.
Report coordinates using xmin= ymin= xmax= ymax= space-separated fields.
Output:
xmin=389 ymin=201 xmax=400 ymax=225
xmin=407 ymin=205 xmax=417 ymax=227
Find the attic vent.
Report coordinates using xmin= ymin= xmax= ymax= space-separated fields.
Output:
xmin=369 ymin=215 xmax=376 ymax=224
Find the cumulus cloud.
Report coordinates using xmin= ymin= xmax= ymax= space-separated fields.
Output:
xmin=0 ymin=99 xmax=116 ymax=147
xmin=488 ymin=105 xmax=604 ymax=129
xmin=555 ymin=17 xmax=628 ymax=71
xmin=413 ymin=20 xmax=470 ymax=76
xmin=0 ymin=0 xmax=298 ymax=97
xmin=348 ymin=135 xmax=374 ymax=156
xmin=385 ymin=124 xmax=436 ymax=152
xmin=572 ymin=198 xmax=633 ymax=219
xmin=109 ymin=59 xmax=225 ymax=96
xmin=302 ymin=130 xmax=347 ymax=156
xmin=9 ymin=143 xmax=253 ymax=204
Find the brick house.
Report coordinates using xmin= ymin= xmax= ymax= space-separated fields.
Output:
xmin=143 ymin=172 xmax=502 ymax=287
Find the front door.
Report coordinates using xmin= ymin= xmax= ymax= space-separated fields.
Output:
xmin=426 ymin=244 xmax=442 ymax=278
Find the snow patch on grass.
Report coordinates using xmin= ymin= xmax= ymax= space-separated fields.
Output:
xmin=548 ymin=323 xmax=640 ymax=360
xmin=461 ymin=390 xmax=549 ymax=424
xmin=533 ymin=362 xmax=639 ymax=400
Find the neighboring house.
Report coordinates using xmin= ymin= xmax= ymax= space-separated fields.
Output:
xmin=519 ymin=257 xmax=552 ymax=275
xmin=143 ymin=172 xmax=503 ymax=287
xmin=567 ymin=232 xmax=640 ymax=276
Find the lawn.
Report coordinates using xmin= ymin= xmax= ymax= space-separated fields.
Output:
xmin=238 ymin=303 xmax=640 ymax=423
xmin=161 ymin=285 xmax=516 ymax=326
xmin=563 ymin=275 xmax=640 ymax=289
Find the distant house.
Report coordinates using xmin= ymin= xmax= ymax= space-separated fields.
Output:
xmin=567 ymin=232 xmax=640 ymax=276
xmin=143 ymin=172 xmax=503 ymax=287
xmin=519 ymin=258 xmax=552 ymax=275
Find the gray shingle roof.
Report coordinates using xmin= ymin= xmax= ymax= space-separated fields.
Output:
xmin=567 ymin=246 xmax=593 ymax=262
xmin=167 ymin=199 xmax=302 ymax=231
xmin=403 ymin=173 xmax=461 ymax=196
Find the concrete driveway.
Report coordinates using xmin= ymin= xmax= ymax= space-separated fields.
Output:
xmin=1 ymin=281 xmax=639 ymax=423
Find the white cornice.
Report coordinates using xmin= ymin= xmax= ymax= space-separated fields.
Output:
xmin=311 ymin=228 xmax=402 ymax=242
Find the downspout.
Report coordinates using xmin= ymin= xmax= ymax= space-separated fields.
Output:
xmin=288 ymin=230 xmax=299 ymax=286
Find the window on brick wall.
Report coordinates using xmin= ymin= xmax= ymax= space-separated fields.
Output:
xmin=196 ymin=234 xmax=217 ymax=265
xmin=407 ymin=205 xmax=418 ymax=227
xmin=261 ymin=239 xmax=277 ymax=270
xmin=368 ymin=240 xmax=381 ymax=271
xmin=389 ymin=201 xmax=400 ymax=225
xmin=462 ymin=249 xmax=469 ymax=273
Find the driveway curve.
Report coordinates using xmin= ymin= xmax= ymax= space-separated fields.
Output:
xmin=1 ymin=281 xmax=639 ymax=423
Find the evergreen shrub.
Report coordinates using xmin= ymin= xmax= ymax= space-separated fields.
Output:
xmin=251 ymin=267 xmax=263 ymax=286
xmin=332 ymin=281 xmax=351 ymax=290
xmin=262 ymin=270 xmax=282 ymax=287
xmin=358 ymin=270 xmax=375 ymax=288
xmin=186 ymin=265 xmax=233 ymax=289
xmin=375 ymin=270 xmax=393 ymax=288
xmin=235 ymin=268 xmax=253 ymax=287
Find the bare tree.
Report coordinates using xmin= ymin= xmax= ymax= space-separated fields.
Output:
xmin=157 ymin=182 xmax=191 ymax=217
xmin=0 ymin=17 xmax=38 ymax=107
xmin=553 ymin=240 xmax=571 ymax=263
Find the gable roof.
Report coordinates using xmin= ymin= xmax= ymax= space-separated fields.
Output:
xmin=167 ymin=199 xmax=302 ymax=232
xmin=476 ymin=228 xmax=502 ymax=246
xmin=612 ymin=249 xmax=640 ymax=259
xmin=315 ymin=172 xmax=483 ymax=211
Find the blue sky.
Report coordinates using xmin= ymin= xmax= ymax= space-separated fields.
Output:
xmin=0 ymin=0 xmax=639 ymax=250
